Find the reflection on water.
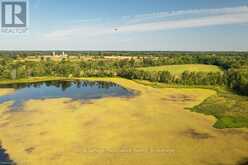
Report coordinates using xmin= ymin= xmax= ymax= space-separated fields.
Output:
xmin=0 ymin=143 xmax=15 ymax=165
xmin=0 ymin=80 xmax=133 ymax=110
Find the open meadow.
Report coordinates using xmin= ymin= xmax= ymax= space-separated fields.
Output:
xmin=1 ymin=0 xmax=248 ymax=164
xmin=138 ymin=64 xmax=223 ymax=76
xmin=0 ymin=78 xmax=248 ymax=165
xmin=0 ymin=52 xmax=248 ymax=165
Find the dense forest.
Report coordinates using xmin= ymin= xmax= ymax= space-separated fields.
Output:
xmin=0 ymin=52 xmax=248 ymax=96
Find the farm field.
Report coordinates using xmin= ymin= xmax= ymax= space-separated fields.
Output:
xmin=138 ymin=64 xmax=223 ymax=75
xmin=0 ymin=78 xmax=248 ymax=165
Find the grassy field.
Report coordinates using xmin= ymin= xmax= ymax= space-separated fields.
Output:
xmin=135 ymin=80 xmax=248 ymax=129
xmin=0 ymin=78 xmax=248 ymax=165
xmin=138 ymin=64 xmax=223 ymax=75
xmin=192 ymin=91 xmax=248 ymax=129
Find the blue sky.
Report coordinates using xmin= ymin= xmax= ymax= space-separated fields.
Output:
xmin=1 ymin=0 xmax=248 ymax=51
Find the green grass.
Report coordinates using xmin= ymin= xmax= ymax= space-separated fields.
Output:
xmin=1 ymin=77 xmax=247 ymax=129
xmin=192 ymin=91 xmax=248 ymax=129
xmin=135 ymin=80 xmax=248 ymax=129
xmin=1 ymin=78 xmax=246 ymax=165
xmin=138 ymin=64 xmax=223 ymax=76
xmin=134 ymin=79 xmax=224 ymax=91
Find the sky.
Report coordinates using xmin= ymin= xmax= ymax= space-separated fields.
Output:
xmin=1 ymin=0 xmax=248 ymax=51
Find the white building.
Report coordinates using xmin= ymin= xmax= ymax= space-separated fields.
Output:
xmin=51 ymin=51 xmax=68 ymax=58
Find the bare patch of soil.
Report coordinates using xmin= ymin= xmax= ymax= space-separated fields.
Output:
xmin=237 ymin=158 xmax=248 ymax=165
xmin=183 ymin=129 xmax=213 ymax=140
xmin=39 ymin=131 xmax=48 ymax=136
xmin=163 ymin=94 xmax=196 ymax=102
xmin=25 ymin=147 xmax=35 ymax=154
xmin=0 ymin=122 xmax=9 ymax=128
xmin=83 ymin=118 xmax=99 ymax=127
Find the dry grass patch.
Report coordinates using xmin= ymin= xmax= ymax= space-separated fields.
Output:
xmin=0 ymin=89 xmax=15 ymax=97
xmin=0 ymin=78 xmax=247 ymax=165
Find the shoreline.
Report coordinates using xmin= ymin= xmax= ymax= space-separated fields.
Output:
xmin=0 ymin=143 xmax=15 ymax=165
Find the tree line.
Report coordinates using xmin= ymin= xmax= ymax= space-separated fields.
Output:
xmin=0 ymin=53 xmax=247 ymax=96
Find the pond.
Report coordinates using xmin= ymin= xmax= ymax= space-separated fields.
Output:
xmin=0 ymin=145 xmax=14 ymax=165
xmin=0 ymin=80 xmax=134 ymax=110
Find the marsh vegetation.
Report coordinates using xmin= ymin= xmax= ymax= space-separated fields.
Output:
xmin=0 ymin=51 xmax=248 ymax=165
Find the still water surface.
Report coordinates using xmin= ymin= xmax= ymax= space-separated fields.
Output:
xmin=0 ymin=80 xmax=133 ymax=163
xmin=0 ymin=80 xmax=133 ymax=109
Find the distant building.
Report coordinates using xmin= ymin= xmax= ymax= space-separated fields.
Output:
xmin=51 ymin=51 xmax=68 ymax=58
xmin=61 ymin=51 xmax=68 ymax=58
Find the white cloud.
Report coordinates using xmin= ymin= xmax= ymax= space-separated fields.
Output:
xmin=118 ymin=12 xmax=248 ymax=32
xmin=44 ymin=6 xmax=248 ymax=39
xmin=2 ymin=6 xmax=248 ymax=50
xmin=122 ymin=6 xmax=248 ymax=24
